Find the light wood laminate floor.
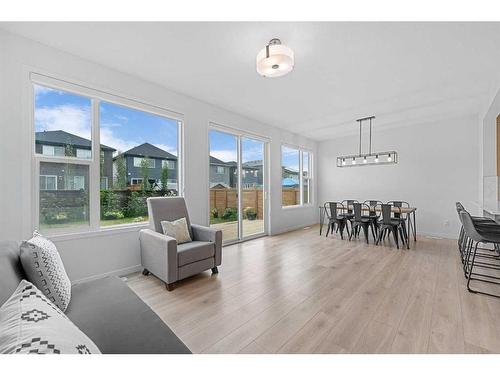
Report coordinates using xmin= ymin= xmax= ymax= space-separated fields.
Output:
xmin=126 ymin=225 xmax=500 ymax=354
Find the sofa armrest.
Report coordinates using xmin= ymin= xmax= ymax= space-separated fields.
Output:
xmin=191 ymin=224 xmax=222 ymax=266
xmin=139 ymin=229 xmax=178 ymax=283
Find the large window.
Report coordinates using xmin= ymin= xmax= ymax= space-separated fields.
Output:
xmin=33 ymin=77 xmax=182 ymax=234
xmin=281 ymin=145 xmax=313 ymax=207
xmin=99 ymin=101 xmax=179 ymax=226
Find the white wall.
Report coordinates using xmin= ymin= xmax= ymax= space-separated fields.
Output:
xmin=0 ymin=30 xmax=317 ymax=282
xmin=482 ymin=87 xmax=500 ymax=212
xmin=317 ymin=114 xmax=481 ymax=239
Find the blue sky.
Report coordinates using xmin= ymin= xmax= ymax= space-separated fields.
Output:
xmin=209 ymin=130 xmax=264 ymax=164
xmin=34 ymin=84 xmax=297 ymax=170
xmin=35 ymin=84 xmax=178 ymax=156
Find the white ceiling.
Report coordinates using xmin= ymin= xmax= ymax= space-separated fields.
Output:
xmin=3 ymin=22 xmax=500 ymax=140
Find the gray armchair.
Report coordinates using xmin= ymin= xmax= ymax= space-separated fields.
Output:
xmin=139 ymin=197 xmax=222 ymax=291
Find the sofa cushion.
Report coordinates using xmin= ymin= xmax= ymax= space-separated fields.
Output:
xmin=0 ymin=241 xmax=24 ymax=307
xmin=0 ymin=280 xmax=100 ymax=354
xmin=20 ymin=232 xmax=71 ymax=312
xmin=177 ymin=241 xmax=215 ymax=266
xmin=66 ymin=276 xmax=190 ymax=354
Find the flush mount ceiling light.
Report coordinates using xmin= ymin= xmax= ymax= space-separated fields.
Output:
xmin=337 ymin=116 xmax=398 ymax=167
xmin=256 ymin=38 xmax=294 ymax=78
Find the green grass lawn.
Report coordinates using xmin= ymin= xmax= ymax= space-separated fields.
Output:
xmin=210 ymin=216 xmax=238 ymax=225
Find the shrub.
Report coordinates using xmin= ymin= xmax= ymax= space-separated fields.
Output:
xmin=211 ymin=208 xmax=219 ymax=218
xmin=244 ymin=207 xmax=257 ymax=220
xmin=102 ymin=210 xmax=124 ymax=220
xmin=125 ymin=192 xmax=148 ymax=217
xmin=221 ymin=207 xmax=237 ymax=220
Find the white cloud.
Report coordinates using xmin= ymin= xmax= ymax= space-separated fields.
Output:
xmin=99 ymin=127 xmax=138 ymax=154
xmin=35 ymin=104 xmax=178 ymax=157
xmin=153 ymin=143 xmax=178 ymax=156
xmin=35 ymin=104 xmax=91 ymax=139
xmin=210 ymin=150 xmax=237 ymax=162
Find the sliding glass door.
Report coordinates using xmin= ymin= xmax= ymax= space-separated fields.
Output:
xmin=209 ymin=128 xmax=267 ymax=243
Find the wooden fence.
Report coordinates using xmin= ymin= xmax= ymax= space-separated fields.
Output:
xmin=210 ymin=188 xmax=299 ymax=218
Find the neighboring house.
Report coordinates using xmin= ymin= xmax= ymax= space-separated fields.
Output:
xmin=282 ymin=166 xmax=299 ymax=187
xmin=35 ymin=130 xmax=115 ymax=190
xmin=241 ymin=160 xmax=263 ymax=188
xmin=116 ymin=143 xmax=178 ymax=190
xmin=209 ymin=156 xmax=232 ymax=188
xmin=209 ymin=157 xmax=264 ymax=189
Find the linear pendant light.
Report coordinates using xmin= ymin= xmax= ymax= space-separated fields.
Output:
xmin=337 ymin=116 xmax=398 ymax=167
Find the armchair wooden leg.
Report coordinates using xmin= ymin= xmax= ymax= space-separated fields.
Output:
xmin=165 ymin=282 xmax=174 ymax=291
xmin=211 ymin=267 xmax=219 ymax=274
xmin=142 ymin=268 xmax=150 ymax=276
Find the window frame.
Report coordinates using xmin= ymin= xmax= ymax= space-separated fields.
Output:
xmin=133 ymin=157 xmax=155 ymax=169
xmin=30 ymin=73 xmax=184 ymax=236
xmin=281 ymin=144 xmax=314 ymax=209
xmin=40 ymin=175 xmax=58 ymax=191
xmin=216 ymin=166 xmax=225 ymax=174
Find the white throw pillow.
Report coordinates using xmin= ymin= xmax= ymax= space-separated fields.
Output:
xmin=0 ymin=280 xmax=101 ymax=354
xmin=20 ymin=231 xmax=71 ymax=312
xmin=161 ymin=218 xmax=192 ymax=244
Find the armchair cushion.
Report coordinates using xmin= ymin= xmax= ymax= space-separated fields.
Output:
xmin=161 ymin=218 xmax=192 ymax=244
xmin=177 ymin=241 xmax=215 ymax=267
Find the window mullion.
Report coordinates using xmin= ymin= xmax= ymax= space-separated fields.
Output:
xmin=89 ymin=98 xmax=101 ymax=230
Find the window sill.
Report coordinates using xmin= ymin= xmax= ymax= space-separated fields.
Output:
xmin=281 ymin=204 xmax=315 ymax=210
xmin=47 ymin=222 xmax=149 ymax=242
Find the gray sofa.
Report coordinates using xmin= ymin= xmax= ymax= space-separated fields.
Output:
xmin=140 ymin=197 xmax=222 ymax=291
xmin=0 ymin=240 xmax=191 ymax=354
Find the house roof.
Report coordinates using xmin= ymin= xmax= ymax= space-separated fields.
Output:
xmin=35 ymin=130 xmax=115 ymax=151
xmin=121 ymin=143 xmax=177 ymax=160
xmin=209 ymin=156 xmax=228 ymax=166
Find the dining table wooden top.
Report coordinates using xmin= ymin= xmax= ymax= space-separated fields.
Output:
xmin=320 ymin=204 xmax=417 ymax=214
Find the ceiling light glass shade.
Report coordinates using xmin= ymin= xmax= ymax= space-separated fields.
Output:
xmin=256 ymin=40 xmax=294 ymax=78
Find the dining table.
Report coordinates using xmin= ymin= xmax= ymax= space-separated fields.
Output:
xmin=318 ymin=204 xmax=417 ymax=249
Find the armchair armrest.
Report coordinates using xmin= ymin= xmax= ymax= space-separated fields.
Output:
xmin=191 ymin=224 xmax=222 ymax=266
xmin=139 ymin=229 xmax=178 ymax=283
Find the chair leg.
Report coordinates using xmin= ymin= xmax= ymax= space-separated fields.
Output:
xmin=165 ymin=282 xmax=174 ymax=291
xmin=392 ymin=227 xmax=399 ymax=249
xmin=142 ymin=268 xmax=150 ymax=276
xmin=211 ymin=267 xmax=219 ymax=274
xmin=326 ymin=222 xmax=331 ymax=237
xmin=376 ymin=228 xmax=383 ymax=245
xmin=339 ymin=222 xmax=344 ymax=240
xmin=370 ymin=223 xmax=376 ymax=241
xmin=362 ymin=225 xmax=369 ymax=244
xmin=348 ymin=224 xmax=354 ymax=241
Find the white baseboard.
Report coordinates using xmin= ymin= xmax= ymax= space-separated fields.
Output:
xmin=72 ymin=264 xmax=142 ymax=285
xmin=270 ymin=222 xmax=317 ymax=236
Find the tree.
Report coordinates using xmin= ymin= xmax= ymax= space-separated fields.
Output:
xmin=114 ymin=152 xmax=127 ymax=190
xmin=160 ymin=162 xmax=169 ymax=191
xmin=140 ymin=157 xmax=151 ymax=191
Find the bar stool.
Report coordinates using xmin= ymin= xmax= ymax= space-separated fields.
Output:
xmin=459 ymin=209 xmax=500 ymax=298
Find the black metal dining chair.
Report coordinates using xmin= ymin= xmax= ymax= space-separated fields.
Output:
xmin=375 ymin=204 xmax=406 ymax=249
xmin=324 ymin=202 xmax=349 ymax=239
xmin=341 ymin=199 xmax=358 ymax=231
xmin=387 ymin=200 xmax=410 ymax=245
xmin=349 ymin=203 xmax=376 ymax=244
xmin=363 ymin=200 xmax=383 ymax=235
